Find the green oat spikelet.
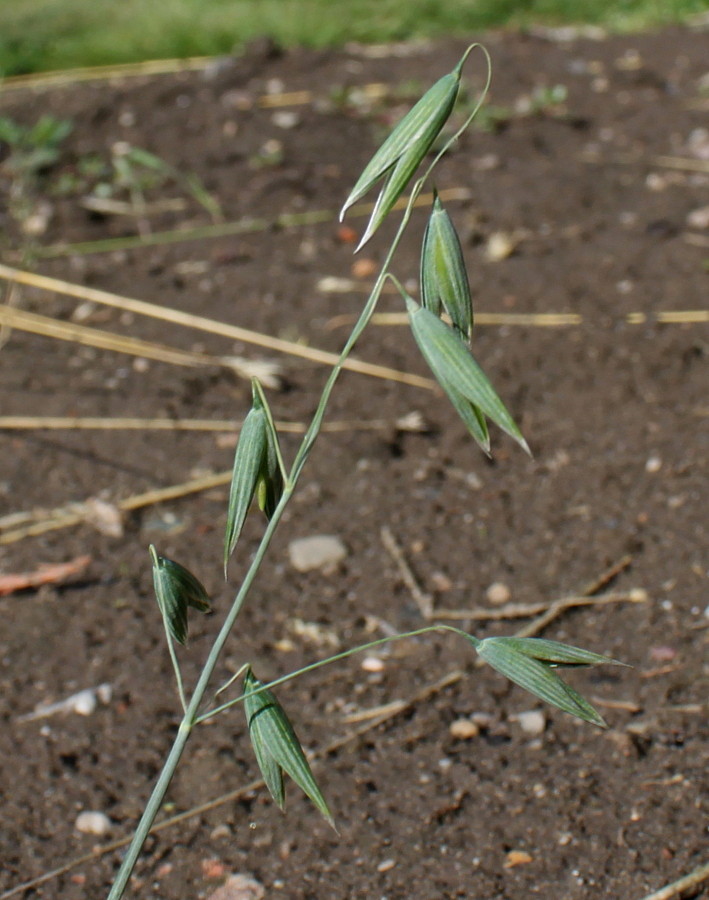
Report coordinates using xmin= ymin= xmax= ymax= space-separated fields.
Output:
xmin=243 ymin=667 xmax=335 ymax=829
xmin=150 ymin=545 xmax=210 ymax=646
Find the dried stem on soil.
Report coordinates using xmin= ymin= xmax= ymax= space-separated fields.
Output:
xmin=636 ymin=860 xmax=709 ymax=900
xmin=0 ymin=263 xmax=435 ymax=387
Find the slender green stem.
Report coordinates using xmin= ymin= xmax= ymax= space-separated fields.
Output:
xmin=165 ymin=634 xmax=187 ymax=713
xmin=105 ymin=50 xmax=492 ymax=898
xmin=290 ymin=174 xmax=428 ymax=482
xmin=105 ymin=177 xmax=424 ymax=900
xmin=107 ymin=487 xmax=292 ymax=900
xmin=214 ymin=661 xmax=250 ymax=700
xmin=197 ymin=625 xmax=475 ymax=724
xmin=106 ymin=722 xmax=192 ymax=900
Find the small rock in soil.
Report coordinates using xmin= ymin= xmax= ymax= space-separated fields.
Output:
xmin=288 ymin=535 xmax=347 ymax=572
xmin=515 ymin=710 xmax=546 ymax=735
xmin=486 ymin=581 xmax=511 ymax=605
xmin=361 ymin=655 xmax=385 ymax=673
xmin=82 ymin=497 xmax=124 ymax=537
xmin=485 ymin=231 xmax=517 ymax=261
xmin=74 ymin=811 xmax=112 ymax=835
xmin=687 ymin=204 xmax=709 ymax=229
xmin=206 ymin=874 xmax=265 ymax=900
xmin=645 ymin=455 xmax=662 ymax=473
xmin=504 ymin=849 xmax=533 ymax=868
xmin=449 ymin=718 xmax=479 ymax=740
xmin=377 ymin=858 xmax=396 ymax=873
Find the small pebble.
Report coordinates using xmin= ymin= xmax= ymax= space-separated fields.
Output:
xmin=687 ymin=204 xmax=709 ymax=229
xmin=206 ymin=874 xmax=265 ymax=900
xmin=202 ymin=859 xmax=228 ymax=880
xmin=449 ymin=718 xmax=479 ymax=740
xmin=75 ymin=811 xmax=112 ymax=836
xmin=377 ymin=859 xmax=396 ymax=873
xmin=361 ymin=656 xmax=385 ymax=673
xmin=504 ymin=849 xmax=533 ymax=868
xmin=431 ymin=571 xmax=453 ymax=592
xmin=515 ymin=710 xmax=546 ymax=736
xmin=71 ymin=690 xmax=98 ymax=716
xmin=271 ymin=110 xmax=299 ymax=129
xmin=645 ymin=455 xmax=662 ymax=473
xmin=485 ymin=231 xmax=516 ymax=261
xmin=649 ymin=645 xmax=677 ymax=662
xmin=351 ymin=257 xmax=377 ymax=279
xmin=288 ymin=535 xmax=347 ymax=572
xmin=486 ymin=582 xmax=511 ymax=605
xmin=471 ymin=711 xmax=493 ymax=728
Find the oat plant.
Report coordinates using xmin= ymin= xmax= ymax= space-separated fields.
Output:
xmin=106 ymin=46 xmax=624 ymax=898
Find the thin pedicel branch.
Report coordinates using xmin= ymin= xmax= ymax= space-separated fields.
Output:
xmin=196 ymin=626 xmax=475 ymax=724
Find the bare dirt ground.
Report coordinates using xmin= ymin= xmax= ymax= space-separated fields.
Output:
xmin=0 ymin=27 xmax=707 ymax=900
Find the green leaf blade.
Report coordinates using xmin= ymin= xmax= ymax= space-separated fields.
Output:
xmin=407 ymin=298 xmax=529 ymax=453
xmin=243 ymin=668 xmax=335 ymax=829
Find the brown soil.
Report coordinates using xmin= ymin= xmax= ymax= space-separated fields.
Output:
xmin=1 ymin=28 xmax=707 ymax=900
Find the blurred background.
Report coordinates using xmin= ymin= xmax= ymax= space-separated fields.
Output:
xmin=1 ymin=0 xmax=706 ymax=76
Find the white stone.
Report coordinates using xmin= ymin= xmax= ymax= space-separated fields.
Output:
xmin=516 ymin=709 xmax=546 ymax=735
xmin=361 ymin=656 xmax=385 ymax=673
xmin=75 ymin=811 xmax=112 ymax=835
xmin=288 ymin=535 xmax=347 ymax=572
xmin=70 ymin=690 xmax=97 ymax=716
xmin=486 ymin=582 xmax=511 ymax=605
xmin=206 ymin=874 xmax=265 ymax=900
xmin=645 ymin=455 xmax=662 ymax=473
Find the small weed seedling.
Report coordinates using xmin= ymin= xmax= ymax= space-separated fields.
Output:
xmin=87 ymin=141 xmax=223 ymax=226
xmin=106 ymin=47 xmax=625 ymax=898
xmin=0 ymin=114 xmax=72 ymax=236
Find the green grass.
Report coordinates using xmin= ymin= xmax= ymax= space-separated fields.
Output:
xmin=0 ymin=0 xmax=705 ymax=76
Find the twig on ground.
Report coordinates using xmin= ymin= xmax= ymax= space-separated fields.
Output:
xmin=636 ymin=861 xmax=709 ymax=900
xmin=652 ymin=155 xmax=709 ymax=174
xmin=0 ymin=414 xmax=425 ymax=433
xmin=327 ymin=309 xmax=584 ymax=328
xmin=517 ymin=556 xmax=635 ymax=638
xmin=0 ymin=263 xmax=434 ymax=388
xmin=0 ymin=278 xmax=22 ymax=350
xmin=0 ymin=303 xmax=223 ymax=369
xmin=0 ymin=471 xmax=234 ymax=545
xmin=581 ymin=554 xmax=633 ymax=594
xmin=0 ymin=554 xmax=91 ymax=596
xmin=327 ymin=308 xmax=709 ymax=329
xmin=0 ymin=57 xmax=214 ymax=91
xmin=434 ymin=589 xmax=647 ymax=623
xmin=380 ymin=525 xmax=434 ymax=618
